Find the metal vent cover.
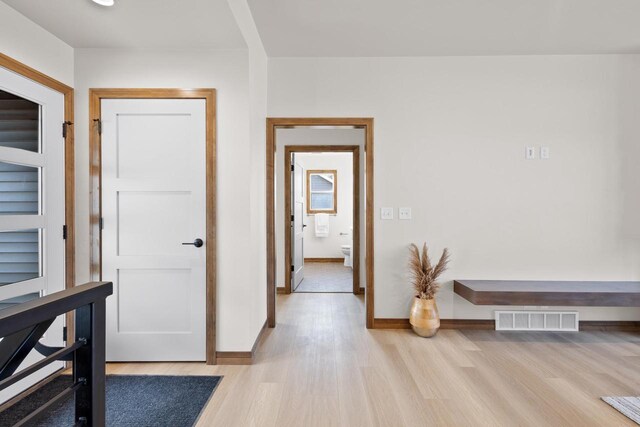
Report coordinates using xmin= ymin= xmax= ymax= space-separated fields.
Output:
xmin=495 ymin=311 xmax=579 ymax=331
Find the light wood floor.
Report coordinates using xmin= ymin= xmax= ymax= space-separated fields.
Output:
xmin=107 ymin=294 xmax=640 ymax=426
xmin=295 ymin=262 xmax=352 ymax=293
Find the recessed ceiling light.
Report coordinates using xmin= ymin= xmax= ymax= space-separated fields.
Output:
xmin=92 ymin=0 xmax=114 ymax=6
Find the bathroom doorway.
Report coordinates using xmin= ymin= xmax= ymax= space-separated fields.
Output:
xmin=276 ymin=135 xmax=363 ymax=296
xmin=267 ymin=119 xmax=374 ymax=329
xmin=286 ymin=148 xmax=358 ymax=293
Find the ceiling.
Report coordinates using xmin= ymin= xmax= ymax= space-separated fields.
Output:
xmin=248 ymin=0 xmax=640 ymax=57
xmin=6 ymin=0 xmax=640 ymax=56
xmin=1 ymin=0 xmax=246 ymax=49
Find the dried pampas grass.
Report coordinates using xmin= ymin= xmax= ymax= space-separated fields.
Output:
xmin=409 ymin=243 xmax=450 ymax=300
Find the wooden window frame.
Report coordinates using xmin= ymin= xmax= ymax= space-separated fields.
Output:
xmin=266 ymin=118 xmax=375 ymax=329
xmin=88 ymin=88 xmax=217 ymax=364
xmin=306 ymin=169 xmax=338 ymax=215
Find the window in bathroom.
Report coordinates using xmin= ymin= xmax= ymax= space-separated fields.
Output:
xmin=306 ymin=170 xmax=337 ymax=214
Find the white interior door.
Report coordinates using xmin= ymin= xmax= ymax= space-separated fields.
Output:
xmin=291 ymin=155 xmax=304 ymax=290
xmin=101 ymin=98 xmax=206 ymax=361
xmin=0 ymin=66 xmax=65 ymax=403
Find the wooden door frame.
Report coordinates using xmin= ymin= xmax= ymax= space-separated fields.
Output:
xmin=266 ymin=118 xmax=375 ymax=329
xmin=0 ymin=52 xmax=75 ymax=337
xmin=89 ymin=88 xmax=217 ymax=364
xmin=284 ymin=145 xmax=360 ymax=295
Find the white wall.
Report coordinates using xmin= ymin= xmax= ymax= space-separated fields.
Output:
xmin=73 ymin=1 xmax=269 ymax=354
xmin=275 ymin=128 xmax=365 ymax=289
xmin=0 ymin=2 xmax=73 ymax=86
xmin=269 ymin=55 xmax=640 ymax=321
xmin=227 ymin=0 xmax=268 ymax=344
xmin=74 ymin=48 xmax=262 ymax=351
xmin=1 ymin=0 xmax=268 ymax=353
xmin=296 ymin=152 xmax=353 ymax=258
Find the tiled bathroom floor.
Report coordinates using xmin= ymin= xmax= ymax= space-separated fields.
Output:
xmin=294 ymin=262 xmax=353 ymax=293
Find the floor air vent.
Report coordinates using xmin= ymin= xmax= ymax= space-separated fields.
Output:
xmin=495 ymin=311 xmax=579 ymax=331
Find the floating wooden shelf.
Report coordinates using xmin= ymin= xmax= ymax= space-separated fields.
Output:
xmin=453 ymin=280 xmax=640 ymax=306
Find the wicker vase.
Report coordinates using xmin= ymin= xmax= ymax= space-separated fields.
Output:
xmin=409 ymin=297 xmax=440 ymax=337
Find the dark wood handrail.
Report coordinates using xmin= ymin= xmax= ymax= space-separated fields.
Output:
xmin=0 ymin=282 xmax=113 ymax=337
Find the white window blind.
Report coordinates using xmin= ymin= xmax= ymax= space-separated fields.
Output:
xmin=307 ymin=170 xmax=336 ymax=213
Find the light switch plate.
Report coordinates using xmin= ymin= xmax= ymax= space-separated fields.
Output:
xmin=541 ymin=146 xmax=550 ymax=159
xmin=526 ymin=146 xmax=536 ymax=159
xmin=399 ymin=207 xmax=412 ymax=220
xmin=380 ymin=207 xmax=394 ymax=220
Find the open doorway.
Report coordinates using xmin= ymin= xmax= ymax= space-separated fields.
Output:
xmin=286 ymin=148 xmax=359 ymax=293
xmin=266 ymin=118 xmax=375 ymax=329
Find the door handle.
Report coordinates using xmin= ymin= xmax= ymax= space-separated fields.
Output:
xmin=182 ymin=238 xmax=204 ymax=248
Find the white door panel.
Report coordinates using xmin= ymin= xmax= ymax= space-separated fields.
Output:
xmin=117 ymin=191 xmax=191 ymax=256
xmin=291 ymin=156 xmax=304 ymax=290
xmin=114 ymin=114 xmax=193 ymax=181
xmin=101 ymin=99 xmax=206 ymax=361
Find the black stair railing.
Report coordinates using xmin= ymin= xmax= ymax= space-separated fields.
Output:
xmin=0 ymin=281 xmax=113 ymax=427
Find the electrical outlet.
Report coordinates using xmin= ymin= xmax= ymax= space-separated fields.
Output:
xmin=380 ymin=207 xmax=394 ymax=220
xmin=399 ymin=207 xmax=412 ymax=220
xmin=541 ymin=146 xmax=550 ymax=159
xmin=526 ymin=146 xmax=536 ymax=159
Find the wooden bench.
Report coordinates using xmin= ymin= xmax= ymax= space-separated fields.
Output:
xmin=453 ymin=280 xmax=640 ymax=306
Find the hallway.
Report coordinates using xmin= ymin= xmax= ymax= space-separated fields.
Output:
xmin=3 ymin=1 xmax=640 ymax=425
xmin=107 ymin=293 xmax=638 ymax=426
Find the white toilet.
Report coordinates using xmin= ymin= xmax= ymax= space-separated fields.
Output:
xmin=341 ymin=227 xmax=353 ymax=268
xmin=341 ymin=244 xmax=352 ymax=268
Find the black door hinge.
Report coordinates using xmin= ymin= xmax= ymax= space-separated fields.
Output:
xmin=62 ymin=121 xmax=73 ymax=138
xmin=62 ymin=225 xmax=67 ymax=240
xmin=291 ymin=214 xmax=294 ymax=221
xmin=63 ymin=326 xmax=67 ymax=342
xmin=291 ymin=165 xmax=294 ymax=172
xmin=93 ymin=119 xmax=102 ymax=135
xmin=99 ymin=217 xmax=104 ymax=230
xmin=291 ymin=265 xmax=294 ymax=272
